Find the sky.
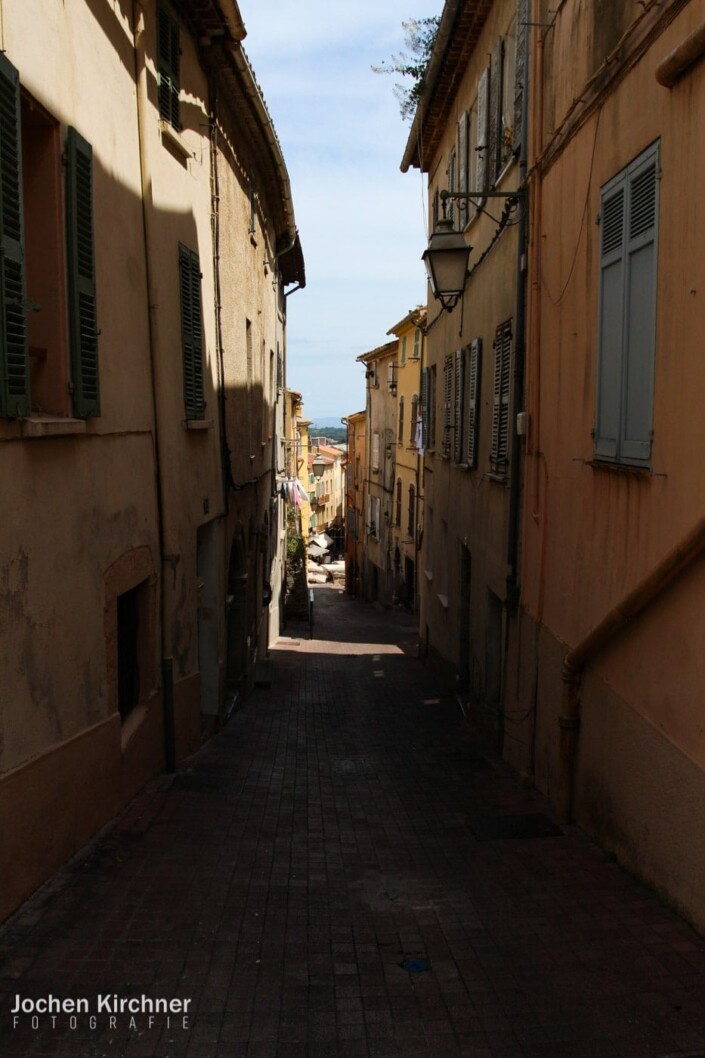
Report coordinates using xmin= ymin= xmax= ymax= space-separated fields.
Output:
xmin=240 ymin=1 xmax=444 ymax=423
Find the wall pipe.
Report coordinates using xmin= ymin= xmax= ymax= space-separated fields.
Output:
xmin=506 ymin=0 xmax=532 ymax=608
xmin=133 ymin=1 xmax=175 ymax=771
xmin=655 ymin=21 xmax=705 ymax=86
xmin=558 ymin=515 xmax=705 ymax=823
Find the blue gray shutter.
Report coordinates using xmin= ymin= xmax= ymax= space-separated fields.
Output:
xmin=595 ymin=178 xmax=626 ymax=460
xmin=158 ymin=5 xmax=181 ymax=130
xmin=466 ymin=338 xmax=482 ymax=467
xmin=66 ymin=127 xmax=100 ymax=418
xmin=179 ymin=244 xmax=205 ymax=419
xmin=0 ymin=53 xmax=29 ymax=419
xmin=621 ymin=145 xmax=658 ymax=464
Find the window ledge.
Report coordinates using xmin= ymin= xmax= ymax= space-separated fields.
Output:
xmin=158 ymin=119 xmax=192 ymax=160
xmin=183 ymin=418 xmax=214 ymax=431
xmin=488 ymin=470 xmax=508 ymax=484
xmin=22 ymin=416 xmax=88 ymax=439
xmin=587 ymin=459 xmax=651 ymax=477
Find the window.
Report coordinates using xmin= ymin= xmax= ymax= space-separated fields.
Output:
xmin=395 ymin=478 xmax=402 ymax=526
xmin=398 ymin=396 xmax=404 ymax=444
xmin=407 ymin=484 xmax=416 ymax=538
xmin=0 ymin=54 xmax=99 ymax=420
xmin=448 ymin=148 xmax=457 ymax=228
xmin=368 ymin=494 xmax=380 ymax=537
xmin=372 ymin=431 xmax=380 ymax=471
xmin=453 ymin=348 xmax=463 ymax=463
xmin=412 ymin=328 xmax=421 ymax=359
xmin=178 ymin=244 xmax=205 ymax=420
xmin=442 ymin=355 xmax=453 ymax=457
xmin=410 ymin=394 xmax=419 ymax=446
xmin=595 ymin=141 xmax=659 ymax=466
xmin=491 ymin=321 xmax=512 ymax=473
xmin=464 ymin=339 xmax=482 ymax=468
xmin=158 ymin=4 xmax=181 ymax=130
xmin=421 ymin=365 xmax=436 ymax=450
xmin=457 ymin=110 xmax=469 ymax=229
xmin=401 ymin=335 xmax=407 ymax=365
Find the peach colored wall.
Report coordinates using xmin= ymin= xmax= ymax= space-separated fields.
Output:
xmin=512 ymin=0 xmax=705 ymax=927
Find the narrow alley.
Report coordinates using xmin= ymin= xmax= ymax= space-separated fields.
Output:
xmin=2 ymin=587 xmax=705 ymax=1058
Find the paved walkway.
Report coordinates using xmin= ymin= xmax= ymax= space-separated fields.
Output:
xmin=2 ymin=586 xmax=705 ymax=1058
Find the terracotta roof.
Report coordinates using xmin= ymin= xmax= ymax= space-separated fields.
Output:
xmin=401 ymin=0 xmax=493 ymax=173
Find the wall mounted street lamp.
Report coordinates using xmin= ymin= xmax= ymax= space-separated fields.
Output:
xmin=312 ymin=452 xmax=326 ymax=479
xmin=423 ymin=188 xmax=525 ymax=314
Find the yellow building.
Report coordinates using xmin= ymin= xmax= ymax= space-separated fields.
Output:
xmin=402 ymin=0 xmax=526 ymax=745
xmin=387 ymin=308 xmax=426 ymax=609
xmin=0 ymin=0 xmax=303 ymax=922
xmin=356 ymin=341 xmax=399 ymax=602
xmin=343 ymin=411 xmax=367 ymax=596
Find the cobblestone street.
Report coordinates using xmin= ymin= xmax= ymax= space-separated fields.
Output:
xmin=2 ymin=586 xmax=705 ymax=1058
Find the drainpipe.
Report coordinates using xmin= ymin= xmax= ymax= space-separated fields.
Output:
xmin=133 ymin=1 xmax=175 ymax=770
xmin=208 ymin=78 xmax=233 ymax=511
xmin=558 ymin=516 xmax=705 ymax=822
xmin=506 ymin=0 xmax=532 ymax=609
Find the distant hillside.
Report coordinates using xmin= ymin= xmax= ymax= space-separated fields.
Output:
xmin=309 ymin=424 xmax=347 ymax=444
xmin=308 ymin=416 xmax=343 ymax=428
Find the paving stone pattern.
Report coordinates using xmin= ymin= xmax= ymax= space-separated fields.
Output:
xmin=2 ymin=587 xmax=705 ymax=1057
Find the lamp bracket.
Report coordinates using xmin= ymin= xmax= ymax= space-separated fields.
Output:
xmin=440 ymin=189 xmax=526 ymax=201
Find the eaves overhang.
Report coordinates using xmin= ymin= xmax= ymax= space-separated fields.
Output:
xmin=401 ymin=0 xmax=493 ymax=174
xmin=176 ymin=0 xmax=305 ymax=287
xmin=356 ymin=340 xmax=398 ymax=365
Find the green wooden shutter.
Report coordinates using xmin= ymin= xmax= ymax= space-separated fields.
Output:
xmin=158 ymin=5 xmax=181 ymax=130
xmin=621 ymin=145 xmax=658 ymax=464
xmin=66 ymin=127 xmax=100 ymax=418
xmin=466 ymin=338 xmax=482 ymax=468
xmin=179 ymin=244 xmax=205 ymax=420
xmin=0 ymin=53 xmax=29 ymax=419
xmin=595 ymin=178 xmax=626 ymax=460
